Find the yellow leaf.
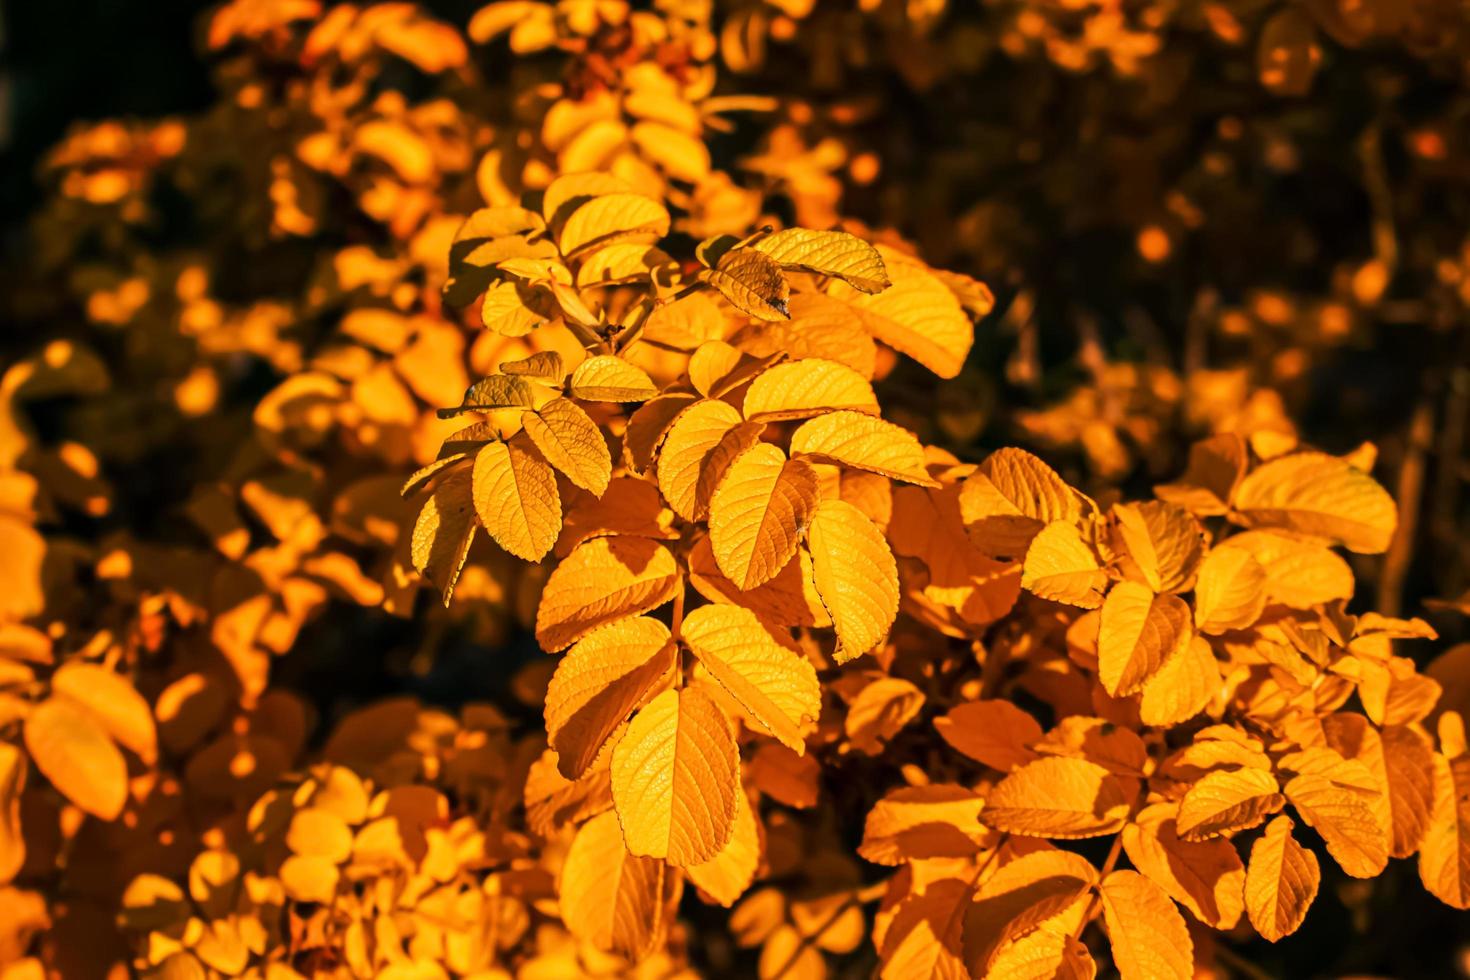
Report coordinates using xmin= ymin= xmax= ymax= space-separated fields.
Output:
xmin=559 ymin=809 xmax=673 ymax=958
xmin=545 ymin=617 xmax=677 ymax=778
xmin=630 ymin=119 xmax=709 ymax=178
xmin=611 ymin=685 xmax=741 ymax=867
xmin=479 ymin=281 xmax=557 ymax=335
xmin=807 ymin=499 xmax=899 ymax=661
xmin=877 ymin=876 xmax=970 ymax=979
xmin=749 ymin=228 xmax=890 ymax=293
xmin=696 ymin=421 xmax=768 ymax=517
xmin=789 ymin=411 xmax=936 ymax=486
xmin=1021 ymin=521 xmax=1107 ymax=609
xmin=410 ymin=465 xmax=476 ymax=605
xmin=624 ymin=391 xmax=698 ymax=474
xmin=1283 ymin=769 xmax=1389 ymax=878
xmin=681 ymin=603 xmax=820 ymax=752
xmin=24 ymin=695 xmax=128 ymax=820
xmin=576 ymin=242 xmax=673 ymax=288
xmin=827 ymin=245 xmax=972 ymax=378
xmin=51 ymin=662 xmax=157 ymax=765
xmin=1098 ymin=870 xmax=1193 ymax=980
xmin=1097 ymin=582 xmax=1192 ymax=697
xmin=1231 ymin=451 xmax=1396 ymax=554
xmin=1122 ymin=803 xmax=1245 ymax=929
xmin=1192 ymin=545 xmax=1268 ymax=634
xmin=542 ymin=172 xmax=637 ymax=231
xmin=1219 ymin=530 xmax=1354 ymax=608
xmin=443 ymin=374 xmax=537 ymax=415
xmin=734 ymin=292 xmax=878 ymax=378
xmin=286 ymin=807 xmax=353 ymax=862
xmin=687 ymin=788 xmax=761 ymax=907
xmin=1111 ymin=500 xmax=1202 ymax=594
xmin=687 ymin=340 xmax=748 ymax=398
xmin=524 ymin=747 xmax=613 ymax=838
xmin=1138 ymin=635 xmax=1221 ymax=727
xmin=499 ymin=349 xmax=565 ymax=382
xmin=858 ymin=784 xmax=987 ymax=865
xmin=1419 ymin=752 xmax=1470 ymax=909
xmin=568 ymin=355 xmax=658 ymax=402
xmin=280 ymin=854 xmax=339 ymax=904
xmin=535 ymin=537 xmax=681 ymax=651
xmin=740 ymin=359 xmax=879 ymax=422
xmin=471 ymin=440 xmax=560 ymax=562
xmin=709 ymin=445 xmax=820 ymax=590
xmin=844 ymin=677 xmax=926 ymax=752
xmin=960 ymin=448 xmax=1082 ymax=560
xmin=964 ymin=848 xmax=1097 ymax=973
xmin=556 ymin=192 xmax=670 ymax=258
xmin=1155 ymin=433 xmax=1248 ymax=517
xmin=979 ymin=756 xmax=1129 ymax=838
xmin=1245 ymin=815 xmax=1319 ymax=941
xmin=687 ymin=534 xmax=831 ymax=629
xmin=657 ymin=398 xmax=744 ymax=521
xmin=523 ymin=397 xmax=611 ymax=496
xmin=0 ymin=744 xmax=25 ymax=883
xmin=1176 ymin=767 xmax=1284 ymax=841
xmin=933 ymin=700 xmax=1041 ymax=772
xmin=699 ymin=247 xmax=790 ymax=321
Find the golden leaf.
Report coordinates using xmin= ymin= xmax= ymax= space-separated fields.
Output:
xmin=410 ymin=465 xmax=476 ymax=605
xmin=535 ymin=537 xmax=681 ymax=651
xmin=749 ymin=228 xmax=890 ymax=293
xmin=1111 ymin=500 xmax=1202 ymax=594
xmin=1283 ymin=768 xmax=1389 ymax=878
xmin=568 ymin=355 xmax=658 ymax=402
xmin=958 ymin=447 xmax=1082 ymax=560
xmin=1231 ymin=451 xmax=1396 ymax=554
xmin=1097 ymin=581 xmax=1192 ymax=697
xmin=1122 ymin=803 xmax=1244 ymax=929
xmin=979 ymin=756 xmax=1129 ymax=838
xmin=471 ymin=440 xmax=561 ymax=562
xmin=1245 ymin=815 xmax=1319 ymax=941
xmin=24 ymin=696 xmax=128 ymax=820
xmin=657 ymin=398 xmax=744 ymax=522
xmin=687 ymin=535 xmax=831 ymax=629
xmin=807 ymin=499 xmax=899 ymax=661
xmin=789 ymin=411 xmax=937 ymax=486
xmin=709 ymin=445 xmax=820 ymax=591
xmin=680 ymin=603 xmax=820 ymax=752
xmin=699 ymin=247 xmax=790 ymax=321
xmin=559 ymin=809 xmax=672 ymax=958
xmin=740 ymin=359 xmax=879 ymax=422
xmin=687 ymin=788 xmax=761 ymax=907
xmin=611 ymin=685 xmax=741 ymax=867
xmin=1021 ymin=521 xmax=1107 ymax=609
xmin=1098 ymin=870 xmax=1193 ymax=980
xmin=1220 ymin=530 xmax=1354 ymax=608
xmin=0 ymin=744 xmax=25 ymax=883
xmin=1176 ymin=767 xmax=1284 ymax=841
xmin=858 ymin=784 xmax=987 ymax=865
xmin=827 ymin=245 xmax=973 ymax=379
xmin=50 ymin=662 xmax=157 ymax=765
xmin=545 ymin=617 xmax=677 ymax=778
xmin=933 ymin=700 xmax=1041 ymax=772
xmin=964 ymin=848 xmax=1097 ymax=973
xmin=1138 ymin=635 xmax=1221 ymax=727
xmin=556 ymin=192 xmax=670 ymax=258
xmin=523 ymin=397 xmax=611 ymax=496
xmin=1192 ymin=545 xmax=1268 ymax=634
xmin=500 ymin=349 xmax=565 ymax=382
xmin=1419 ymin=752 xmax=1470 ymax=909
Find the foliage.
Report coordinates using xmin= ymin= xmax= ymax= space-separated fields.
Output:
xmin=3 ymin=0 xmax=1470 ymax=977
